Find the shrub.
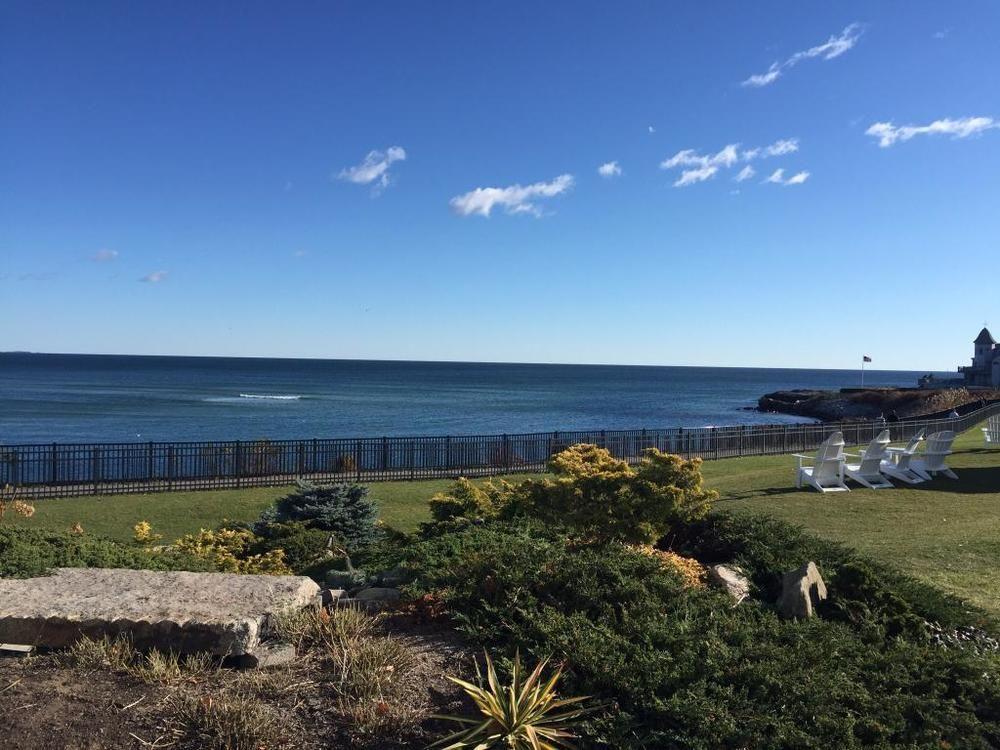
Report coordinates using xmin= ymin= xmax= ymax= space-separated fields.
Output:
xmin=248 ymin=523 xmax=332 ymax=574
xmin=171 ymin=528 xmax=292 ymax=575
xmin=0 ymin=483 xmax=35 ymax=524
xmin=669 ymin=513 xmax=990 ymax=632
xmin=0 ymin=526 xmax=214 ymax=578
xmin=255 ymin=480 xmax=379 ymax=552
xmin=133 ymin=520 xmax=161 ymax=545
xmin=513 ymin=445 xmax=717 ymax=544
xmin=405 ymin=521 xmax=1000 ymax=749
xmin=427 ymin=477 xmax=517 ymax=530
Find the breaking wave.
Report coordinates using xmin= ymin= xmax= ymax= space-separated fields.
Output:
xmin=238 ymin=393 xmax=302 ymax=401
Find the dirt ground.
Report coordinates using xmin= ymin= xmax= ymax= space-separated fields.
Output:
xmin=0 ymin=614 xmax=471 ymax=750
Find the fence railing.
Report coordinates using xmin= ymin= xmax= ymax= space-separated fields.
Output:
xmin=5 ymin=402 xmax=1000 ymax=499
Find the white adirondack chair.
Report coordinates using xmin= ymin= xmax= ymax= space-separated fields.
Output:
xmin=795 ymin=432 xmax=848 ymax=492
xmin=983 ymin=416 xmax=1000 ymax=447
xmin=910 ymin=431 xmax=959 ymax=480
xmin=881 ymin=428 xmax=927 ymax=484
xmin=844 ymin=430 xmax=893 ymax=489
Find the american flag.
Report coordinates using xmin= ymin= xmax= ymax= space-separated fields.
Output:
xmin=863 ymin=355 xmax=872 ymax=363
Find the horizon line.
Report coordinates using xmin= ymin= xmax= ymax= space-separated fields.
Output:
xmin=1 ymin=350 xmax=957 ymax=374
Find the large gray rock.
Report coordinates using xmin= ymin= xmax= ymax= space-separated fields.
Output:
xmin=707 ymin=564 xmax=750 ymax=603
xmin=0 ymin=568 xmax=319 ymax=656
xmin=779 ymin=561 xmax=828 ymax=619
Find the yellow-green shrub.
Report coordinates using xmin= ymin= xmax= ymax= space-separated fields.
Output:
xmin=172 ymin=528 xmax=291 ymax=575
xmin=514 ymin=444 xmax=717 ymax=544
xmin=428 ymin=477 xmax=516 ymax=528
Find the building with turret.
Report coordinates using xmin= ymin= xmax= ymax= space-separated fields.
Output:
xmin=959 ymin=327 xmax=1000 ymax=387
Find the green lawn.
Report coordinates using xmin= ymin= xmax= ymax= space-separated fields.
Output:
xmin=12 ymin=429 xmax=1000 ymax=612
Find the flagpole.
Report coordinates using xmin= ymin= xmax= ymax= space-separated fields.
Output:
xmin=861 ymin=357 xmax=865 ymax=388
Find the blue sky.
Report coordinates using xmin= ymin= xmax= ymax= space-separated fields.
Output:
xmin=2 ymin=1 xmax=998 ymax=370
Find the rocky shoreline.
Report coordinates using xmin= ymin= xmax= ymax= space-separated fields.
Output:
xmin=757 ymin=387 xmax=1000 ymax=423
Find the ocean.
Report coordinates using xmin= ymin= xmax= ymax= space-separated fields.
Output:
xmin=0 ymin=353 xmax=951 ymax=445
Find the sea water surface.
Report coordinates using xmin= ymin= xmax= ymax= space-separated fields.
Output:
xmin=0 ymin=353 xmax=950 ymax=444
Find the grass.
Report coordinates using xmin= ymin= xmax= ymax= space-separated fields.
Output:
xmin=7 ymin=479 xmax=475 ymax=542
xmin=10 ymin=431 xmax=999 ymax=612
xmin=704 ymin=426 xmax=1000 ymax=613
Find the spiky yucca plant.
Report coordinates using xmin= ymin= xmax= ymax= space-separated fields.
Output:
xmin=432 ymin=651 xmax=589 ymax=750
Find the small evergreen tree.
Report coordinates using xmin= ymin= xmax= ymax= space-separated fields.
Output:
xmin=255 ymin=480 xmax=379 ymax=551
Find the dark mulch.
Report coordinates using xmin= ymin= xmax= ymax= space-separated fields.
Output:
xmin=0 ymin=613 xmax=473 ymax=750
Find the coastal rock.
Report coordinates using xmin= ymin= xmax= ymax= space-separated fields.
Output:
xmin=707 ymin=564 xmax=750 ymax=603
xmin=778 ymin=561 xmax=827 ymax=619
xmin=758 ymin=387 xmax=1000 ymax=423
xmin=0 ymin=568 xmax=319 ymax=655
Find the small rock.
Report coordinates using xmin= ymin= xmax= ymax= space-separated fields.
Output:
xmin=707 ymin=564 xmax=750 ymax=603
xmin=354 ymin=587 xmax=402 ymax=610
xmin=779 ymin=561 xmax=827 ymax=619
xmin=355 ymin=587 xmax=401 ymax=602
xmin=225 ymin=641 xmax=297 ymax=670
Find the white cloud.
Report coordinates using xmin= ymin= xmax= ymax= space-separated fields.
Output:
xmin=140 ymin=271 xmax=168 ymax=283
xmin=450 ymin=174 xmax=574 ymax=217
xmin=648 ymin=125 xmax=656 ymax=133
xmin=865 ymin=116 xmax=999 ymax=147
xmin=764 ymin=168 xmax=810 ymax=186
xmin=337 ymin=146 xmax=406 ymax=192
xmin=764 ymin=138 xmax=799 ymax=156
xmin=764 ymin=168 xmax=786 ymax=184
xmin=661 ymin=138 xmax=798 ymax=187
xmin=597 ymin=161 xmax=622 ymax=178
xmin=674 ymin=165 xmax=719 ymax=187
xmin=743 ymin=23 xmax=864 ymax=87
xmin=661 ymin=144 xmax=740 ymax=171
xmin=933 ymin=29 xmax=950 ymax=39
xmin=744 ymin=63 xmax=782 ymax=88
xmin=293 ymin=250 xmax=308 ymax=258
xmin=91 ymin=249 xmax=118 ymax=262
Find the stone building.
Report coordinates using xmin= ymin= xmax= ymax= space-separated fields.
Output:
xmin=960 ymin=327 xmax=1000 ymax=387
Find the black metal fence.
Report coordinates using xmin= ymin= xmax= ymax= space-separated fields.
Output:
xmin=4 ymin=403 xmax=999 ymax=499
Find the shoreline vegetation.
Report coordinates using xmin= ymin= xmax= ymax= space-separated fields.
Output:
xmin=757 ymin=386 xmax=1000 ymax=422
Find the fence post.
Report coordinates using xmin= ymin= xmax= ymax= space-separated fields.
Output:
xmin=166 ymin=445 xmax=175 ymax=491
xmin=408 ymin=439 xmax=415 ymax=480
xmin=50 ymin=443 xmax=58 ymax=484
xmin=297 ymin=441 xmax=305 ymax=475
xmin=234 ymin=441 xmax=242 ymax=488
xmin=92 ymin=447 xmax=100 ymax=495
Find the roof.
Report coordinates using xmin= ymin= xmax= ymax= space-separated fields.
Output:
xmin=974 ymin=327 xmax=996 ymax=346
